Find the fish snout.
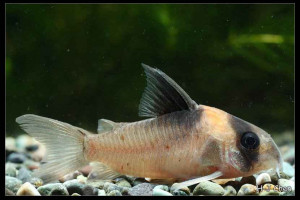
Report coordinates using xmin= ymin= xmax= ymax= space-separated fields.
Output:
xmin=253 ymin=138 xmax=283 ymax=175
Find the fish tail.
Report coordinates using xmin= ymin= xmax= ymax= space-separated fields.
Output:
xmin=16 ymin=114 xmax=90 ymax=183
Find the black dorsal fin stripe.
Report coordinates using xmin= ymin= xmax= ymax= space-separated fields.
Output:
xmin=138 ymin=63 xmax=198 ymax=118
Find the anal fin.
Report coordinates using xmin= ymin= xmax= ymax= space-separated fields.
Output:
xmin=87 ymin=162 xmax=121 ymax=181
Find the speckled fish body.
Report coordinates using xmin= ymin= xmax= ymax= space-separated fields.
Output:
xmin=86 ymin=110 xmax=203 ymax=180
xmin=85 ymin=105 xmax=281 ymax=180
xmin=16 ymin=64 xmax=283 ymax=187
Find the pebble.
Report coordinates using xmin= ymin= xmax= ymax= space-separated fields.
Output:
xmin=193 ymin=181 xmax=225 ymax=196
xmin=212 ymin=178 xmax=235 ymax=185
xmin=132 ymin=177 xmax=148 ymax=186
xmin=269 ymin=172 xmax=282 ymax=184
xmin=7 ymin=152 xmax=27 ymax=164
xmin=98 ymin=189 xmax=106 ymax=196
xmin=81 ymin=185 xmax=98 ymax=195
xmin=124 ymin=175 xmax=136 ymax=185
xmin=76 ymin=174 xmax=87 ymax=184
xmin=5 ymin=162 xmax=17 ymax=177
xmin=170 ymin=183 xmax=190 ymax=194
xmin=279 ymin=191 xmax=295 ymax=196
xmin=107 ymin=190 xmax=122 ymax=196
xmin=259 ymin=190 xmax=280 ymax=196
xmin=5 ymin=188 xmax=15 ymax=196
xmin=24 ymin=159 xmax=40 ymax=170
xmin=5 ymin=162 xmax=19 ymax=170
xmin=17 ymin=167 xmax=32 ymax=183
xmin=263 ymin=183 xmax=278 ymax=191
xmin=237 ymin=184 xmax=258 ymax=195
xmin=30 ymin=143 xmax=46 ymax=162
xmin=153 ymin=187 xmax=173 ymax=196
xmin=281 ymin=145 xmax=294 ymax=164
xmin=16 ymin=135 xmax=37 ymax=151
xmin=38 ymin=183 xmax=69 ymax=196
xmin=282 ymin=161 xmax=294 ymax=178
xmin=29 ymin=177 xmax=43 ymax=188
xmin=104 ymin=182 xmax=129 ymax=195
xmin=71 ymin=193 xmax=81 ymax=196
xmin=5 ymin=137 xmax=17 ymax=151
xmin=223 ymin=176 xmax=256 ymax=192
xmin=121 ymin=187 xmax=130 ymax=195
xmin=25 ymin=144 xmax=39 ymax=152
xmin=86 ymin=180 xmax=108 ymax=189
xmin=278 ymin=179 xmax=294 ymax=191
xmin=169 ymin=183 xmax=190 ymax=195
xmin=240 ymin=176 xmax=256 ymax=185
xmin=59 ymin=170 xmax=82 ymax=183
xmin=128 ymin=183 xmax=154 ymax=196
xmin=5 ymin=176 xmax=22 ymax=193
xmin=234 ymin=177 xmax=243 ymax=182
xmin=104 ymin=182 xmax=122 ymax=193
xmin=269 ymin=174 xmax=277 ymax=184
xmin=63 ymin=180 xmax=85 ymax=195
xmin=223 ymin=180 xmax=242 ymax=192
xmin=6 ymin=150 xmax=14 ymax=159
xmin=86 ymin=171 xmax=100 ymax=180
xmin=172 ymin=189 xmax=189 ymax=196
xmin=79 ymin=165 xmax=92 ymax=176
xmin=16 ymin=182 xmax=41 ymax=196
xmin=223 ymin=185 xmax=237 ymax=196
xmin=114 ymin=177 xmax=132 ymax=188
xmin=154 ymin=185 xmax=169 ymax=192
xmin=256 ymin=173 xmax=271 ymax=185
xmin=63 ymin=179 xmax=98 ymax=195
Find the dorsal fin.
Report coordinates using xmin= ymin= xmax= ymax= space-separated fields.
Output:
xmin=138 ymin=63 xmax=198 ymax=118
xmin=97 ymin=119 xmax=118 ymax=134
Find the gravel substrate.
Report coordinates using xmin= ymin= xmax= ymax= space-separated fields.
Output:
xmin=5 ymin=134 xmax=295 ymax=196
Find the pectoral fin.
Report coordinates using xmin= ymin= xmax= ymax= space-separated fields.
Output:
xmin=172 ymin=171 xmax=223 ymax=190
xmin=199 ymin=137 xmax=222 ymax=167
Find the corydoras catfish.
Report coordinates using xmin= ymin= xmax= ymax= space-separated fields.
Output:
xmin=16 ymin=64 xmax=283 ymax=189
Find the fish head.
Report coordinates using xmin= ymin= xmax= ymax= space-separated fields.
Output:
xmin=223 ymin=114 xmax=283 ymax=177
xmin=198 ymin=105 xmax=282 ymax=178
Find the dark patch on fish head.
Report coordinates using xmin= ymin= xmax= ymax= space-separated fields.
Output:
xmin=228 ymin=114 xmax=283 ymax=175
xmin=187 ymin=108 xmax=204 ymax=130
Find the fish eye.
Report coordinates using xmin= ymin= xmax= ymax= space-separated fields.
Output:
xmin=241 ymin=132 xmax=260 ymax=150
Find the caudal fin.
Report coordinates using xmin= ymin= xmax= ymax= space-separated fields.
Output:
xmin=16 ymin=114 xmax=90 ymax=183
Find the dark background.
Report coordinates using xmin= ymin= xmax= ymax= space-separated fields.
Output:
xmin=6 ymin=4 xmax=294 ymax=136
